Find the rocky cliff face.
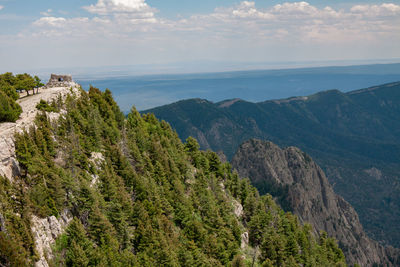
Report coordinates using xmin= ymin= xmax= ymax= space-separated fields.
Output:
xmin=231 ymin=139 xmax=400 ymax=266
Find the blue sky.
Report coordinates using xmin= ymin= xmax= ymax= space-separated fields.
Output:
xmin=0 ymin=0 xmax=400 ymax=73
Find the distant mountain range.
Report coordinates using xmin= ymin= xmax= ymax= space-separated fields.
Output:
xmin=145 ymin=81 xmax=400 ymax=248
xmin=78 ymin=63 xmax=400 ymax=111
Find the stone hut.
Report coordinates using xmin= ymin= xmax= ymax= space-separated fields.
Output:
xmin=46 ymin=74 xmax=74 ymax=88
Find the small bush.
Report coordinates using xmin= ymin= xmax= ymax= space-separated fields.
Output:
xmin=36 ymin=99 xmax=58 ymax=112
xmin=0 ymin=90 xmax=22 ymax=122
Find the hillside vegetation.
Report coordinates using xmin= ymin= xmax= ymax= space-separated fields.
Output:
xmin=0 ymin=88 xmax=345 ymax=266
xmin=0 ymin=86 xmax=346 ymax=266
xmin=145 ymin=81 xmax=400 ymax=248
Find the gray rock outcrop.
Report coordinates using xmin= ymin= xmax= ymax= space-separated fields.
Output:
xmin=32 ymin=210 xmax=72 ymax=267
xmin=232 ymin=139 xmax=400 ymax=266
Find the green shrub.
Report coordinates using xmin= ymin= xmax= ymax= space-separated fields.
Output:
xmin=0 ymin=90 xmax=22 ymax=122
xmin=36 ymin=99 xmax=58 ymax=112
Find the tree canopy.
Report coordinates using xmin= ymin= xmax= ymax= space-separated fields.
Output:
xmin=0 ymin=72 xmax=22 ymax=122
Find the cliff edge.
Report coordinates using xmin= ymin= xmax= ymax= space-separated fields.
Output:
xmin=232 ymin=139 xmax=400 ymax=266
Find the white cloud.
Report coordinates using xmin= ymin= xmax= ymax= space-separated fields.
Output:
xmin=66 ymin=0 xmax=159 ymax=33
xmin=8 ymin=1 xmax=400 ymax=69
xmin=232 ymin=1 xmax=274 ymax=19
xmin=29 ymin=1 xmax=400 ymax=43
xmin=40 ymin=9 xmax=53 ymax=17
xmin=33 ymin=17 xmax=66 ymax=27
xmin=83 ymin=0 xmax=156 ymax=17
xmin=201 ymin=2 xmax=400 ymax=43
xmin=351 ymin=3 xmax=400 ymax=17
xmin=0 ymin=5 xmax=4 ymax=11
xmin=31 ymin=0 xmax=161 ymax=37
xmin=272 ymin=1 xmax=318 ymax=15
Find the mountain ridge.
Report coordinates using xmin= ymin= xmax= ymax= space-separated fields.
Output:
xmin=231 ymin=139 xmax=400 ymax=266
xmin=144 ymin=81 xmax=400 ymax=248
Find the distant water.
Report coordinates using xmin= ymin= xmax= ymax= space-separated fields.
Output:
xmin=77 ymin=63 xmax=400 ymax=112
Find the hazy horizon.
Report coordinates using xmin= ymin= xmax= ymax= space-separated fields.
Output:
xmin=23 ymin=58 xmax=400 ymax=81
xmin=74 ymin=63 xmax=400 ymax=111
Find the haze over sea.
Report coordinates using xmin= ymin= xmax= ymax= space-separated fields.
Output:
xmin=69 ymin=62 xmax=400 ymax=112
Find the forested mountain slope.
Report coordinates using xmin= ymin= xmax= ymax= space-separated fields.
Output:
xmin=0 ymin=86 xmax=346 ymax=266
xmin=232 ymin=139 xmax=400 ymax=266
xmin=145 ymin=81 xmax=400 ymax=248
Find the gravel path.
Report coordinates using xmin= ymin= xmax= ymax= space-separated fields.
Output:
xmin=0 ymin=85 xmax=78 ymax=180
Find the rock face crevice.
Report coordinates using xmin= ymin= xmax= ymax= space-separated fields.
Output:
xmin=232 ymin=139 xmax=400 ymax=266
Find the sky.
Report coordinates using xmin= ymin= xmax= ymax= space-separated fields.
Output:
xmin=0 ymin=0 xmax=400 ymax=73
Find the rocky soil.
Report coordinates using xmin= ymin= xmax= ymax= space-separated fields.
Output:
xmin=232 ymin=139 xmax=400 ymax=266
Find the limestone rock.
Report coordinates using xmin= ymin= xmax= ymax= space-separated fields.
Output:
xmin=232 ymin=199 xmax=243 ymax=218
xmin=241 ymin=231 xmax=249 ymax=249
xmin=232 ymin=139 xmax=400 ymax=266
xmin=0 ymin=213 xmax=6 ymax=233
xmin=32 ymin=210 xmax=72 ymax=267
xmin=0 ymin=135 xmax=20 ymax=179
xmin=89 ymin=152 xmax=105 ymax=187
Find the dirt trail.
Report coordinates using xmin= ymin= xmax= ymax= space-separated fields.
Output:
xmin=0 ymin=85 xmax=78 ymax=180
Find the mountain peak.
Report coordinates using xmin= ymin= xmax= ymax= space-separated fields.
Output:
xmin=232 ymin=139 xmax=400 ymax=266
xmin=217 ymin=98 xmax=242 ymax=108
